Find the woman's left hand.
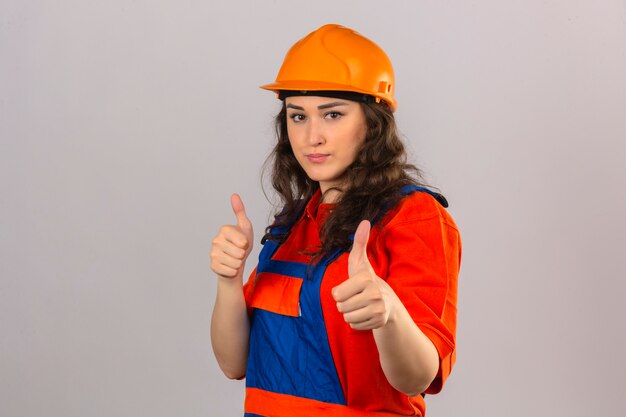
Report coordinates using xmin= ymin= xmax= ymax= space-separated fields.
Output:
xmin=332 ymin=220 xmax=399 ymax=330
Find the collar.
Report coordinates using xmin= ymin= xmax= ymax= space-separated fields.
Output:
xmin=304 ymin=189 xmax=336 ymax=225
xmin=304 ymin=189 xmax=323 ymax=220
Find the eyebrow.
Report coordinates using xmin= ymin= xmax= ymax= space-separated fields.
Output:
xmin=286 ymin=101 xmax=349 ymax=111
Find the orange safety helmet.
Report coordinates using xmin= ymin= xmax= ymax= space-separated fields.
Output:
xmin=261 ymin=24 xmax=397 ymax=111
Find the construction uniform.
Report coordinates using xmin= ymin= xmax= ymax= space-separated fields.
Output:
xmin=242 ymin=186 xmax=461 ymax=417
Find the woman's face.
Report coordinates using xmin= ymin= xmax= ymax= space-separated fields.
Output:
xmin=285 ymin=95 xmax=367 ymax=197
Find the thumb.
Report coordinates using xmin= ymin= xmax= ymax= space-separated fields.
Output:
xmin=348 ymin=220 xmax=371 ymax=277
xmin=230 ymin=193 xmax=252 ymax=233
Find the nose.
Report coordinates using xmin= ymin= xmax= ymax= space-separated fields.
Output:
xmin=306 ymin=117 xmax=325 ymax=146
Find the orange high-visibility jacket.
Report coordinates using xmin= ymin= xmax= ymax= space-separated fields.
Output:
xmin=243 ymin=186 xmax=461 ymax=417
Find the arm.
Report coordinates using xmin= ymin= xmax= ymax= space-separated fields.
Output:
xmin=371 ymin=291 xmax=439 ymax=396
xmin=332 ymin=220 xmax=438 ymax=395
xmin=209 ymin=194 xmax=253 ymax=379
xmin=210 ymin=274 xmax=250 ymax=379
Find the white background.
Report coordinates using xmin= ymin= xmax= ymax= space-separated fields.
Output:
xmin=1 ymin=1 xmax=625 ymax=416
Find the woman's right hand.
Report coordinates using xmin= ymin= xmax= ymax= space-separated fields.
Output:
xmin=210 ymin=194 xmax=254 ymax=279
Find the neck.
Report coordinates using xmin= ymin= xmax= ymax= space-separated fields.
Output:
xmin=320 ymin=187 xmax=342 ymax=204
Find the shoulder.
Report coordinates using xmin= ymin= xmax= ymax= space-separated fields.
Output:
xmin=379 ymin=191 xmax=459 ymax=233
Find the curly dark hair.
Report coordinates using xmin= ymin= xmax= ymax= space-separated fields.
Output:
xmin=263 ymin=100 xmax=428 ymax=260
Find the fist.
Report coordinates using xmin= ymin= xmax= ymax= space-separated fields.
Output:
xmin=210 ymin=194 xmax=254 ymax=279
xmin=332 ymin=220 xmax=397 ymax=330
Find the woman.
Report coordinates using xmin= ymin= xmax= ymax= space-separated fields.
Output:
xmin=210 ymin=24 xmax=461 ymax=417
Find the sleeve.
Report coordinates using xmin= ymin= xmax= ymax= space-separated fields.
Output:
xmin=381 ymin=211 xmax=461 ymax=394
xmin=242 ymin=267 xmax=258 ymax=316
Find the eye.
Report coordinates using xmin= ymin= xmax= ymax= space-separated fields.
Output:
xmin=288 ymin=113 xmax=306 ymax=123
xmin=325 ymin=111 xmax=343 ymax=120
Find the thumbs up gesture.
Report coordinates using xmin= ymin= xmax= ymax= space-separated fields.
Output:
xmin=332 ymin=220 xmax=398 ymax=330
xmin=210 ymin=194 xmax=254 ymax=280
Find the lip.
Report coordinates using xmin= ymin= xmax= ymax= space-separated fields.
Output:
xmin=306 ymin=153 xmax=330 ymax=163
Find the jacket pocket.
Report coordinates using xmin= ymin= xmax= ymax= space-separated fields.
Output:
xmin=250 ymin=272 xmax=303 ymax=317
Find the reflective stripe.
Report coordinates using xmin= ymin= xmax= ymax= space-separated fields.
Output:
xmin=245 ymin=388 xmax=409 ymax=417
